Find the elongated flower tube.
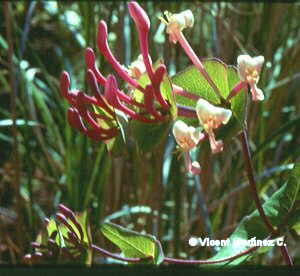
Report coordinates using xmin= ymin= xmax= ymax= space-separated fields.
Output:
xmin=237 ymin=55 xmax=265 ymax=101
xmin=67 ymin=108 xmax=87 ymax=133
xmin=127 ymin=1 xmax=150 ymax=32
xmin=196 ymin=99 xmax=232 ymax=154
xmin=85 ymin=47 xmax=106 ymax=86
xmin=128 ymin=1 xmax=154 ymax=81
xmin=97 ymin=20 xmax=142 ymax=90
xmin=104 ymin=74 xmax=156 ymax=123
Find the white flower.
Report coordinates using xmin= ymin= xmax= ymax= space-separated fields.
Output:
xmin=172 ymin=120 xmax=203 ymax=152
xmin=159 ymin=10 xmax=194 ymax=43
xmin=237 ymin=55 xmax=265 ymax=101
xmin=128 ymin=54 xmax=152 ymax=79
xmin=196 ymin=99 xmax=232 ymax=154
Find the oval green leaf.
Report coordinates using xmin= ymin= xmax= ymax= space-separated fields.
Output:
xmin=101 ymin=222 xmax=164 ymax=265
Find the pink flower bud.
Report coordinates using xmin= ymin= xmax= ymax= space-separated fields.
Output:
xmin=85 ymin=48 xmax=107 ymax=86
xmin=97 ymin=21 xmax=141 ymax=90
xmin=153 ymin=64 xmax=166 ymax=87
xmin=104 ymin=74 xmax=121 ymax=107
xmin=85 ymin=47 xmax=96 ymax=69
xmin=97 ymin=20 xmax=108 ymax=53
xmin=184 ymin=152 xmax=201 ymax=175
xmin=60 ymin=71 xmax=70 ymax=98
xmin=67 ymin=108 xmax=86 ymax=132
xmin=128 ymin=2 xmax=150 ymax=33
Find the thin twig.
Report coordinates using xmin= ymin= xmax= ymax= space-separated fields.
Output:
xmin=164 ymin=245 xmax=257 ymax=264
xmin=176 ymin=104 xmax=197 ymax=118
xmin=239 ymin=130 xmax=276 ymax=234
xmin=279 ymin=244 xmax=293 ymax=266
xmin=194 ymin=174 xmax=215 ymax=250
xmin=91 ymin=244 xmax=151 ymax=263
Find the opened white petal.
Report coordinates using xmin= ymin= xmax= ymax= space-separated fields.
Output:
xmin=196 ymin=99 xmax=232 ymax=127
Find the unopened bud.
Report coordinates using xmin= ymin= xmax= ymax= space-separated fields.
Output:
xmin=128 ymin=2 xmax=150 ymax=32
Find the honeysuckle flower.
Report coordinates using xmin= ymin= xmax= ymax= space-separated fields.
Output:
xmin=172 ymin=120 xmax=204 ymax=152
xmin=60 ymin=2 xmax=177 ymax=143
xmin=160 ymin=9 xmax=221 ymax=99
xmin=173 ymin=120 xmax=204 ymax=175
xmin=160 ymin=10 xmax=194 ymax=44
xmin=196 ymin=99 xmax=232 ymax=154
xmin=237 ymin=55 xmax=265 ymax=101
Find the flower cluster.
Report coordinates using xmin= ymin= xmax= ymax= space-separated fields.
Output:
xmin=60 ymin=2 xmax=172 ymax=142
xmin=173 ymin=99 xmax=232 ymax=174
xmin=60 ymin=2 xmax=266 ymax=175
xmin=24 ymin=204 xmax=88 ymax=264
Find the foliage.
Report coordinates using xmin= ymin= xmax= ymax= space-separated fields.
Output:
xmin=0 ymin=1 xmax=299 ymax=267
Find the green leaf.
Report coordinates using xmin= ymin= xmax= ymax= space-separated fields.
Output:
xmin=206 ymin=162 xmax=300 ymax=267
xmin=131 ymin=120 xmax=171 ymax=152
xmin=160 ymin=74 xmax=177 ymax=119
xmin=105 ymin=109 xmax=128 ymax=157
xmin=101 ymin=222 xmax=164 ymax=265
xmin=172 ymin=59 xmax=228 ymax=106
xmin=172 ymin=61 xmax=246 ymax=138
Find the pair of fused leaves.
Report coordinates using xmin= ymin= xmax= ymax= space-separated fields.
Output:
xmin=100 ymin=162 xmax=300 ymax=267
xmin=172 ymin=58 xmax=247 ymax=140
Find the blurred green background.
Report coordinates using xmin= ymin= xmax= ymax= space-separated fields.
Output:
xmin=0 ymin=1 xmax=299 ymax=264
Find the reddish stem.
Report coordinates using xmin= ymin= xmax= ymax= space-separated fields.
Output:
xmin=176 ymin=104 xmax=197 ymax=118
xmin=279 ymin=243 xmax=294 ymax=266
xmin=91 ymin=244 xmax=152 ymax=263
xmin=175 ymin=31 xmax=221 ymax=99
xmin=239 ymin=130 xmax=276 ymax=234
xmin=164 ymin=245 xmax=257 ymax=264
xmin=227 ymin=80 xmax=247 ymax=101
xmin=173 ymin=85 xmax=200 ymax=101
